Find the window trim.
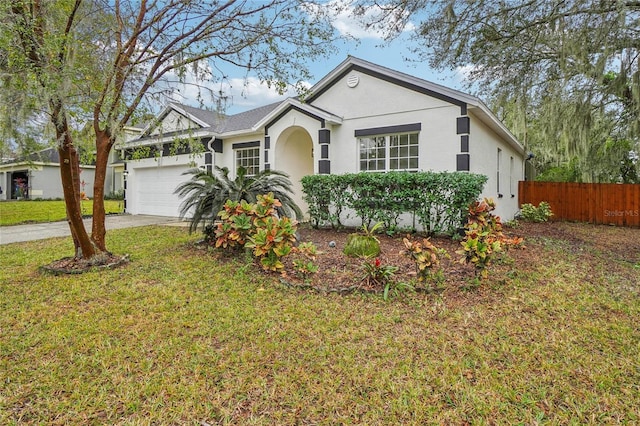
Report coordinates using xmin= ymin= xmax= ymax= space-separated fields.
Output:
xmin=358 ymin=130 xmax=420 ymax=172
xmin=234 ymin=146 xmax=260 ymax=177
xmin=355 ymin=123 xmax=421 ymax=137
xmin=232 ymin=141 xmax=260 ymax=150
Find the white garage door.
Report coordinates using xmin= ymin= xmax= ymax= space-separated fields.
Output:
xmin=133 ymin=165 xmax=191 ymax=217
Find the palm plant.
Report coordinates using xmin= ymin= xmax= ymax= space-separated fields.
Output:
xmin=175 ymin=166 xmax=303 ymax=233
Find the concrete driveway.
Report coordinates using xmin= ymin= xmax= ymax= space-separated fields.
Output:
xmin=0 ymin=214 xmax=186 ymax=245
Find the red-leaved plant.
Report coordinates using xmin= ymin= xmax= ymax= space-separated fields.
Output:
xmin=457 ymin=198 xmax=524 ymax=280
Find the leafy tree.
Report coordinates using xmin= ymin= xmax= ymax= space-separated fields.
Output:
xmin=175 ymin=166 xmax=303 ymax=234
xmin=352 ymin=0 xmax=640 ymax=182
xmin=0 ymin=0 xmax=334 ymax=264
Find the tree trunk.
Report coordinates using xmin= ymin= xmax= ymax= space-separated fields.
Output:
xmin=91 ymin=129 xmax=114 ymax=251
xmin=58 ymin=140 xmax=96 ymax=259
xmin=52 ymin=100 xmax=96 ymax=259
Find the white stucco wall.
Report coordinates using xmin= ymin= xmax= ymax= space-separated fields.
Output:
xmin=311 ymin=70 xmax=452 ymax=118
xmin=469 ymin=113 xmax=524 ymax=220
xmin=310 ymin=70 xmax=462 ymax=175
xmin=216 ymin=131 xmax=264 ymax=177
xmin=274 ymin=126 xmax=314 ymax=216
xmin=268 ymin=110 xmax=322 ymax=174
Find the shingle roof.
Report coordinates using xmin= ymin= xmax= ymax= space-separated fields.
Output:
xmin=214 ymin=101 xmax=284 ymax=133
xmin=164 ymin=101 xmax=283 ymax=134
xmin=171 ymin=103 xmax=225 ymax=127
xmin=27 ymin=148 xmax=60 ymax=163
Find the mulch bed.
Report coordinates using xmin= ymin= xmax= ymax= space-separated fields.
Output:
xmin=40 ymin=253 xmax=130 ymax=275
xmin=288 ymin=225 xmax=473 ymax=292
xmin=201 ymin=223 xmax=536 ymax=294
xmin=250 ymin=221 xmax=639 ymax=295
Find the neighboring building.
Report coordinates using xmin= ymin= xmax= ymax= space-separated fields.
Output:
xmin=0 ymin=125 xmax=143 ymax=201
xmin=122 ymin=56 xmax=526 ymax=220
xmin=0 ymin=147 xmax=96 ymax=200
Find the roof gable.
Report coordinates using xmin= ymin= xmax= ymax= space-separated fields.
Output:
xmin=140 ymin=102 xmax=221 ymax=137
xmin=306 ymin=56 xmax=524 ymax=155
xmin=306 ymin=57 xmax=469 ymax=110
xmin=257 ymin=99 xmax=342 ymax=133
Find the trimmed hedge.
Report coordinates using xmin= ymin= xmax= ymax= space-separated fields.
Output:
xmin=301 ymin=172 xmax=487 ymax=235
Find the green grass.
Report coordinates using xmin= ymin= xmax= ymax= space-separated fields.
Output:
xmin=0 ymin=199 xmax=124 ymax=226
xmin=1 ymin=225 xmax=639 ymax=424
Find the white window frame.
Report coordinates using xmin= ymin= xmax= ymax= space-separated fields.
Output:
xmin=358 ymin=132 xmax=419 ymax=172
xmin=235 ymin=147 xmax=260 ymax=176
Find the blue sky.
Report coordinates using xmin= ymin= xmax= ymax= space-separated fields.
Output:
xmin=168 ymin=2 xmax=470 ymax=115
xmin=300 ymin=1 xmax=468 ymax=93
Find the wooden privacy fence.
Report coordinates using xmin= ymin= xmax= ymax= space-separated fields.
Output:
xmin=518 ymin=181 xmax=640 ymax=227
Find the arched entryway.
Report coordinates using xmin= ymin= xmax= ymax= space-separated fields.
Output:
xmin=274 ymin=126 xmax=314 ymax=218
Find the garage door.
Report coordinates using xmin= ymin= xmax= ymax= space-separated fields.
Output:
xmin=133 ymin=165 xmax=191 ymax=217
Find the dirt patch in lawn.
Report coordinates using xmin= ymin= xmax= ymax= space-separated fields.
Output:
xmin=40 ymin=253 xmax=130 ymax=275
xmin=203 ymin=221 xmax=640 ymax=295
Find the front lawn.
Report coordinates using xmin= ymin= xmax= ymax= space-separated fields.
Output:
xmin=0 ymin=199 xmax=124 ymax=226
xmin=1 ymin=223 xmax=639 ymax=424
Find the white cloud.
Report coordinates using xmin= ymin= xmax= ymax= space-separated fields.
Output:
xmin=307 ymin=0 xmax=414 ymax=40
xmin=155 ymin=59 xmax=313 ymax=113
xmin=454 ymin=64 xmax=480 ymax=82
xmin=157 ymin=62 xmax=218 ymax=105
xmin=218 ymin=77 xmax=310 ymax=111
xmin=163 ymin=68 xmax=311 ymax=113
xmin=455 ymin=64 xmax=474 ymax=79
